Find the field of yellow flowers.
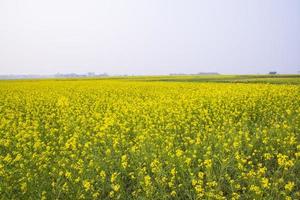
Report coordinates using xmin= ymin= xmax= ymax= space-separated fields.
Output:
xmin=0 ymin=78 xmax=299 ymax=199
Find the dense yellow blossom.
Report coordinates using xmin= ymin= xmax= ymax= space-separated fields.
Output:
xmin=0 ymin=78 xmax=299 ymax=199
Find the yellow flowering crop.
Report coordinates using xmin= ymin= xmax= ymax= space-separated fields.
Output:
xmin=0 ymin=78 xmax=299 ymax=199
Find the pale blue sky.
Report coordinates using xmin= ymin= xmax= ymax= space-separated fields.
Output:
xmin=0 ymin=0 xmax=299 ymax=75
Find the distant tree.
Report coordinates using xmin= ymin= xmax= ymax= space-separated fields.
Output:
xmin=269 ymin=71 xmax=277 ymax=75
xmin=87 ymin=72 xmax=95 ymax=77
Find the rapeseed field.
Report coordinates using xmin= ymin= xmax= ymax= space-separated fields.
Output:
xmin=0 ymin=79 xmax=299 ymax=199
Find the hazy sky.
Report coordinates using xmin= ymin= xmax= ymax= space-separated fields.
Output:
xmin=0 ymin=0 xmax=299 ymax=75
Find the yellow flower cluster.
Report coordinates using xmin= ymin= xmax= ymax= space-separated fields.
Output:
xmin=0 ymin=79 xmax=299 ymax=199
